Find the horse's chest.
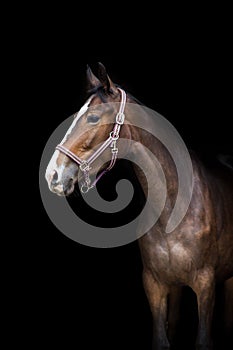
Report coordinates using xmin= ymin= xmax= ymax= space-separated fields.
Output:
xmin=141 ymin=239 xmax=194 ymax=284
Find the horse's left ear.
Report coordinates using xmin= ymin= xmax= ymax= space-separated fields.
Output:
xmin=97 ymin=62 xmax=118 ymax=95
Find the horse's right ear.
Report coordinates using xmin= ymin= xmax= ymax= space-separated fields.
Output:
xmin=97 ymin=62 xmax=118 ymax=96
xmin=86 ymin=65 xmax=101 ymax=89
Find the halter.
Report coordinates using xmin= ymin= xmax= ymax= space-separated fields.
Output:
xmin=56 ymin=88 xmax=126 ymax=193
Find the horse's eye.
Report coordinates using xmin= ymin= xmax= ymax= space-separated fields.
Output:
xmin=87 ymin=115 xmax=100 ymax=124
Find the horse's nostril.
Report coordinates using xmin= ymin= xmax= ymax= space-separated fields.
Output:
xmin=51 ymin=170 xmax=58 ymax=185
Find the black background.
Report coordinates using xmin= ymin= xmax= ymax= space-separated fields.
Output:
xmin=32 ymin=8 xmax=233 ymax=350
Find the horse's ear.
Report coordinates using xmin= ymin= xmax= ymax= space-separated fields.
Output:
xmin=86 ymin=65 xmax=101 ymax=89
xmin=97 ymin=62 xmax=118 ymax=95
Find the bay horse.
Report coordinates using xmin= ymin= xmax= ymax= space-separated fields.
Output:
xmin=45 ymin=63 xmax=233 ymax=349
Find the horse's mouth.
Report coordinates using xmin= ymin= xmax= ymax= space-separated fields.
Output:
xmin=49 ymin=180 xmax=75 ymax=197
xmin=51 ymin=166 xmax=106 ymax=196
xmin=64 ymin=184 xmax=75 ymax=196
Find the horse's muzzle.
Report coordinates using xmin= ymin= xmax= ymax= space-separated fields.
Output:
xmin=49 ymin=173 xmax=75 ymax=196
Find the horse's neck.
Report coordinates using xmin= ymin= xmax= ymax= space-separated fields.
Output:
xmin=128 ymin=119 xmax=179 ymax=228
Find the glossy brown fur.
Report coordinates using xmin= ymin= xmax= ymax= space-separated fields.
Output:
xmin=51 ymin=64 xmax=233 ymax=349
xmin=137 ymin=144 xmax=233 ymax=349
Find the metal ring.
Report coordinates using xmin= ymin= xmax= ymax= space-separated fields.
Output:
xmin=80 ymin=184 xmax=90 ymax=194
xmin=109 ymin=131 xmax=119 ymax=141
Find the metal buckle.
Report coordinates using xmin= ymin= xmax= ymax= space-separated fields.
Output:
xmin=111 ymin=148 xmax=118 ymax=154
xmin=80 ymin=162 xmax=91 ymax=172
xmin=116 ymin=112 xmax=125 ymax=125
xmin=111 ymin=140 xmax=118 ymax=154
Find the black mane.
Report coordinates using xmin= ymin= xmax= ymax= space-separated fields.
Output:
xmin=86 ymin=84 xmax=144 ymax=106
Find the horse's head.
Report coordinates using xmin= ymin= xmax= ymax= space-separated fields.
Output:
xmin=46 ymin=63 xmax=132 ymax=196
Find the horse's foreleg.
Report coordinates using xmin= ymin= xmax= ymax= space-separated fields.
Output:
xmin=143 ymin=269 xmax=170 ymax=350
xmin=167 ymin=286 xmax=182 ymax=344
xmin=224 ymin=277 xmax=233 ymax=343
xmin=191 ymin=268 xmax=215 ymax=350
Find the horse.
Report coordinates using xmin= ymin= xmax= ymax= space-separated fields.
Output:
xmin=45 ymin=63 xmax=233 ymax=349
